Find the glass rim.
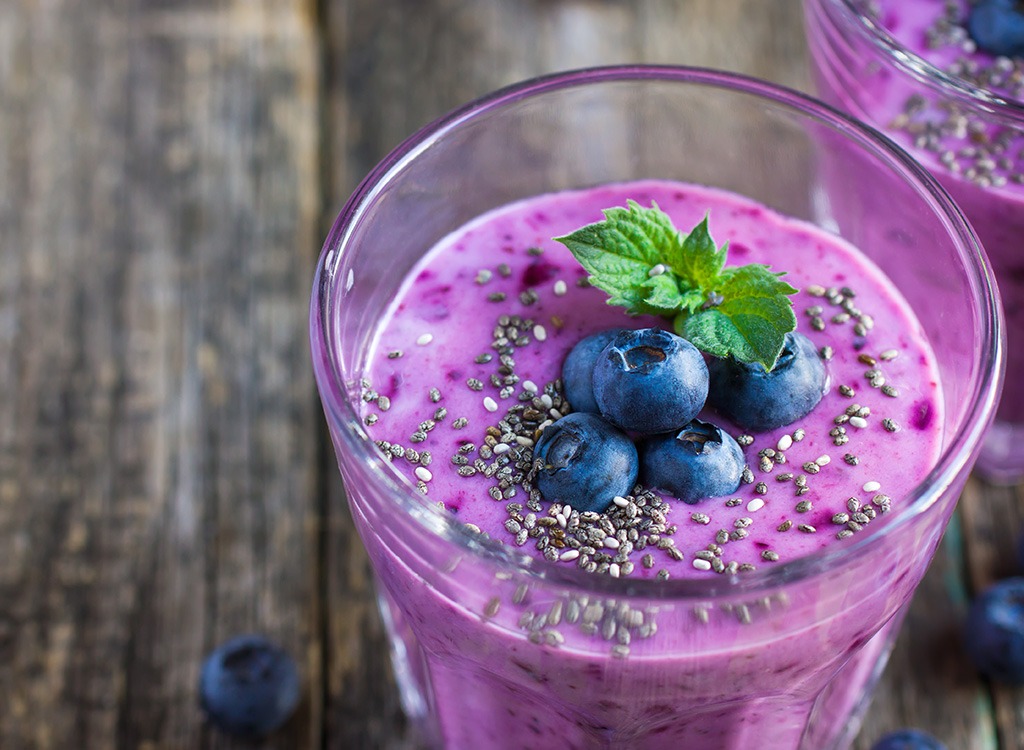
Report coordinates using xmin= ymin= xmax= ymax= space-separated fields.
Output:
xmin=823 ymin=0 xmax=1024 ymax=119
xmin=311 ymin=64 xmax=1003 ymax=600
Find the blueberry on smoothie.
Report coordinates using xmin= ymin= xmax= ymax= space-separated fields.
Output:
xmin=707 ymin=331 xmax=827 ymax=432
xmin=965 ymin=577 xmax=1024 ymax=684
xmin=199 ymin=635 xmax=301 ymax=739
xmin=561 ymin=328 xmax=627 ymax=414
xmin=968 ymin=0 xmax=1024 ymax=58
xmin=639 ymin=419 xmax=745 ymax=505
xmin=871 ymin=729 xmax=948 ymax=750
xmin=592 ymin=327 xmax=709 ymax=434
xmin=533 ymin=412 xmax=639 ymax=513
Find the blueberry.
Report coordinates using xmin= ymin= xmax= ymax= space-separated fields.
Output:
xmin=871 ymin=729 xmax=948 ymax=750
xmin=965 ymin=577 xmax=1024 ymax=684
xmin=561 ymin=328 xmax=627 ymax=414
xmin=640 ymin=419 xmax=745 ymax=505
xmin=707 ymin=331 xmax=827 ymax=432
xmin=591 ymin=327 xmax=709 ymax=434
xmin=199 ymin=634 xmax=301 ymax=738
xmin=533 ymin=412 xmax=639 ymax=513
xmin=968 ymin=0 xmax=1024 ymax=58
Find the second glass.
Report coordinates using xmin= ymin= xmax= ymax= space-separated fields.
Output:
xmin=804 ymin=0 xmax=1024 ymax=482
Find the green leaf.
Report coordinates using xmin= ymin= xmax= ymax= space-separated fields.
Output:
xmin=554 ymin=200 xmax=683 ymax=314
xmin=677 ymin=288 xmax=708 ymax=315
xmin=640 ymin=274 xmax=685 ymax=314
xmin=555 ymin=200 xmax=798 ymax=368
xmin=676 ymin=264 xmax=798 ymax=370
xmin=665 ymin=214 xmax=728 ymax=289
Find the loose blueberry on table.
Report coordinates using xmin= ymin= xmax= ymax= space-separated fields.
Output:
xmin=199 ymin=634 xmax=301 ymax=739
xmin=964 ymin=577 xmax=1024 ymax=684
xmin=871 ymin=729 xmax=948 ymax=750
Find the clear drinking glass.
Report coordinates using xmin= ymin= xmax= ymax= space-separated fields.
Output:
xmin=311 ymin=67 xmax=1002 ymax=749
xmin=803 ymin=0 xmax=1024 ymax=483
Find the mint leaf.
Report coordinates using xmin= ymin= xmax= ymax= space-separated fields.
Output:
xmin=665 ymin=214 xmax=728 ymax=289
xmin=554 ymin=201 xmax=683 ymax=315
xmin=676 ymin=288 xmax=707 ymax=315
xmin=676 ymin=265 xmax=798 ymax=371
xmin=555 ymin=201 xmax=797 ymax=368
xmin=640 ymin=274 xmax=685 ymax=314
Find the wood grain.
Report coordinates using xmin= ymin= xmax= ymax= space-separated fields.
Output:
xmin=0 ymin=1 xmax=321 ymax=748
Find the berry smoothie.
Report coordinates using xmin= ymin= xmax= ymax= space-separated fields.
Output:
xmin=353 ymin=180 xmax=945 ymax=748
xmin=804 ymin=0 xmax=1024 ymax=480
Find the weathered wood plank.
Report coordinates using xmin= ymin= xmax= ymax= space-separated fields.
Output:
xmin=960 ymin=478 xmax=1024 ymax=749
xmin=0 ymin=1 xmax=321 ymax=748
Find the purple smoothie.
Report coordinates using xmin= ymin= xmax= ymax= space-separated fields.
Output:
xmin=353 ymin=180 xmax=944 ymax=748
xmin=804 ymin=0 xmax=1024 ymax=480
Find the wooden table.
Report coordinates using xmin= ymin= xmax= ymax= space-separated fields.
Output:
xmin=2 ymin=1 xmax=1022 ymax=747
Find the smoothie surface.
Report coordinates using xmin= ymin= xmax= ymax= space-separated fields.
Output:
xmin=358 ymin=181 xmax=944 ymax=581
xmin=815 ymin=0 xmax=1024 ymax=432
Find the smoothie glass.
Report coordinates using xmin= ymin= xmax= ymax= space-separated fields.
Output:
xmin=804 ymin=0 xmax=1024 ymax=483
xmin=311 ymin=67 xmax=1002 ymax=749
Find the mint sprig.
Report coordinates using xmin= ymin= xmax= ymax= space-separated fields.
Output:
xmin=554 ymin=200 xmax=797 ymax=371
